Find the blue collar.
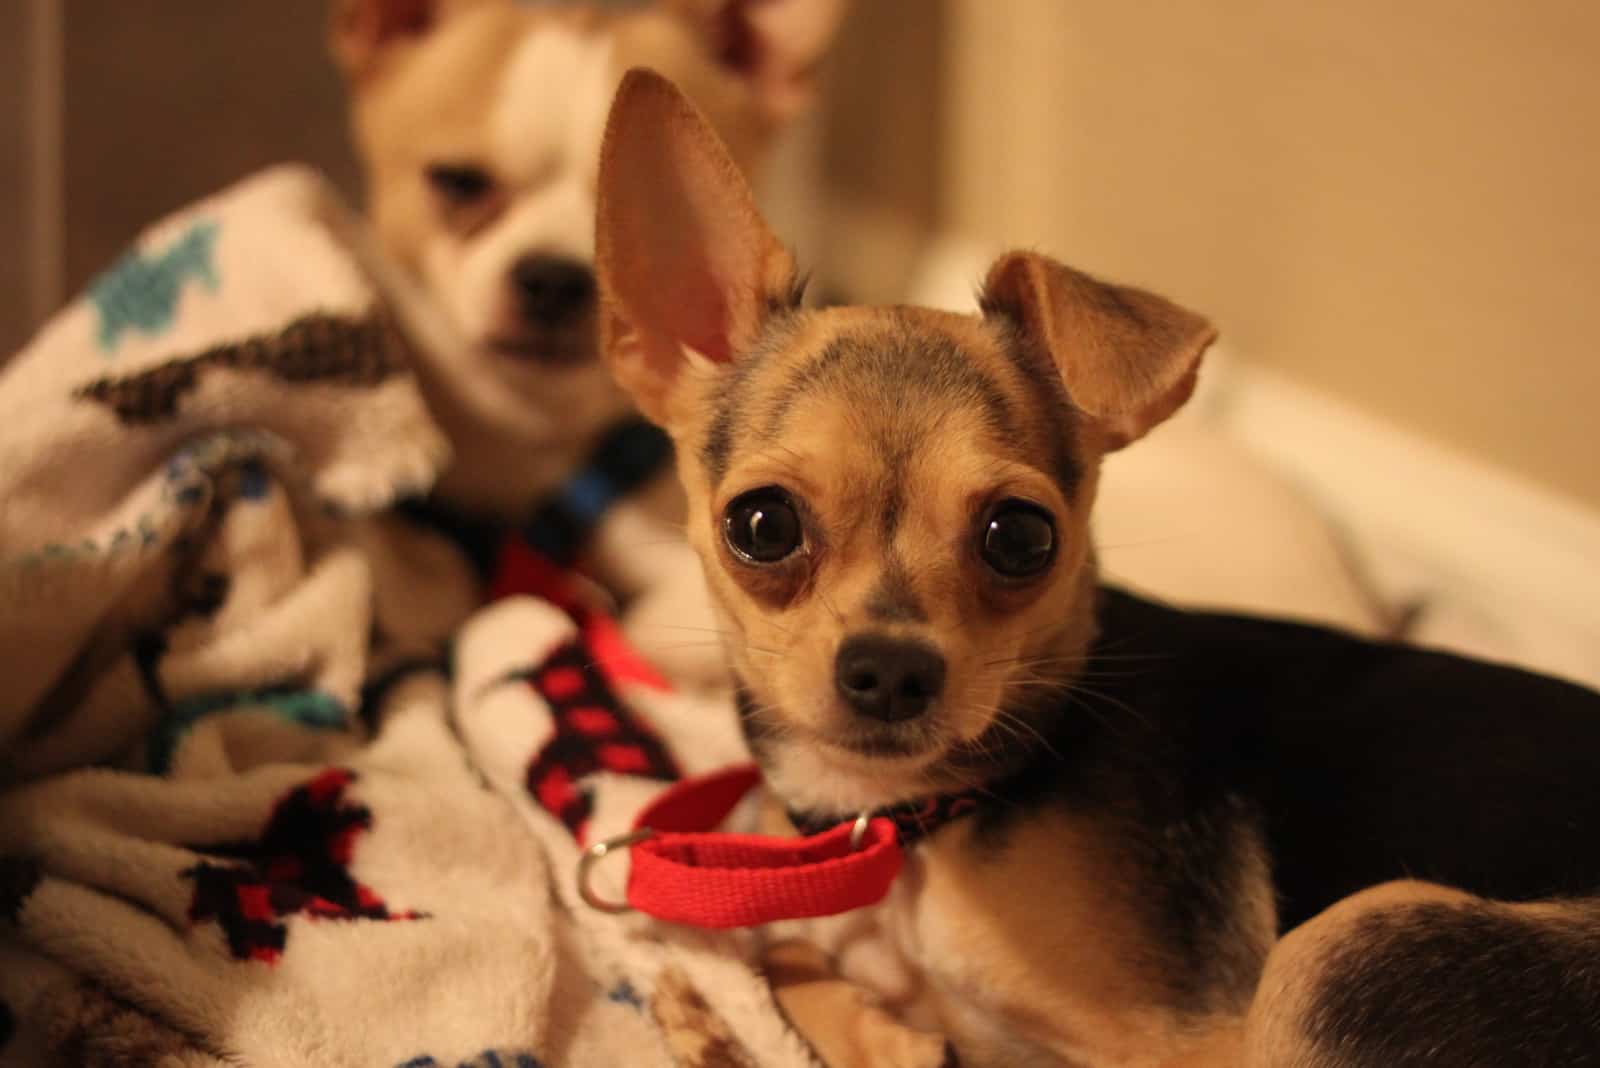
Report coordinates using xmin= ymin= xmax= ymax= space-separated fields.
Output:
xmin=399 ymin=416 xmax=674 ymax=574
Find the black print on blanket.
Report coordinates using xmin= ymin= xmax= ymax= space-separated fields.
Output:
xmin=522 ymin=641 xmax=680 ymax=840
xmin=183 ymin=768 xmax=425 ymax=963
xmin=75 ymin=311 xmax=405 ymax=424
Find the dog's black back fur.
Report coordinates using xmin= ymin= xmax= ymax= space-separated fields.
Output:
xmin=1011 ymin=586 xmax=1600 ymax=932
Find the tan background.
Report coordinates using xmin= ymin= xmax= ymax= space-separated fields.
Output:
xmin=819 ymin=0 xmax=1600 ymax=509
xmin=58 ymin=1 xmax=361 ymax=291
xmin=0 ymin=3 xmax=45 ymax=361
xmin=3 ymin=0 xmax=1596 ymax=509
xmin=0 ymin=1 xmax=358 ymax=358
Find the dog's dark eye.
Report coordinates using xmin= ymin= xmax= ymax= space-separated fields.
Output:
xmin=425 ymin=163 xmax=495 ymax=204
xmin=724 ymin=487 xmax=803 ymax=564
xmin=980 ymin=499 xmax=1056 ymax=579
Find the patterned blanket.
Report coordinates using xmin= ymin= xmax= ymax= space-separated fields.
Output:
xmin=0 ymin=167 xmax=882 ymax=1068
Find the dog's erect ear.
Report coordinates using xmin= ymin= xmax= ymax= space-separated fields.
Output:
xmin=981 ymin=252 xmax=1216 ymax=452
xmin=597 ymin=68 xmax=797 ymax=424
xmin=329 ymin=0 xmax=501 ymax=79
xmin=662 ymin=0 xmax=849 ymax=120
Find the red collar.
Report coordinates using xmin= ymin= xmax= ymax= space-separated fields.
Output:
xmin=576 ymin=763 xmax=986 ymax=929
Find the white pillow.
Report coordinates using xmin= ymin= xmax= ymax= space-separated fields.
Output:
xmin=1095 ymin=419 xmax=1385 ymax=636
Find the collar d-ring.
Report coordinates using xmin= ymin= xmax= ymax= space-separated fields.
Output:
xmin=577 ymin=828 xmax=654 ymax=913
xmin=849 ymin=812 xmax=871 ymax=851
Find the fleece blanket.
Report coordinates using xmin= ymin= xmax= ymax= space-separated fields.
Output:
xmin=0 ymin=167 xmax=931 ymax=1068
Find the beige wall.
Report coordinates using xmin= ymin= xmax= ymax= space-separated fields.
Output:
xmin=822 ymin=0 xmax=1600 ymax=509
xmin=0 ymin=3 xmax=32 ymax=357
xmin=0 ymin=2 xmax=56 ymax=359
xmin=61 ymin=1 xmax=361 ymax=293
xmin=810 ymin=0 xmax=947 ymax=304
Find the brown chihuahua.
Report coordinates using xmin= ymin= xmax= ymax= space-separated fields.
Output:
xmin=596 ymin=70 xmax=1600 ymax=1068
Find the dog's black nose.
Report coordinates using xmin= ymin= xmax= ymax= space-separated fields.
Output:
xmin=834 ymin=635 xmax=946 ymax=722
xmin=511 ymin=254 xmax=595 ymax=327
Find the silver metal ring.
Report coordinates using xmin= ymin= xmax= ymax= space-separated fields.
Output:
xmin=849 ymin=812 xmax=871 ymax=851
xmin=576 ymin=828 xmax=654 ymax=914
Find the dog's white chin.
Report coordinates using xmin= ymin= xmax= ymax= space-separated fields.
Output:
xmin=761 ymin=741 xmax=946 ymax=816
xmin=390 ymin=270 xmax=623 ymax=445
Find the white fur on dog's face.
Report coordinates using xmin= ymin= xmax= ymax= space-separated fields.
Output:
xmin=422 ymin=26 xmax=613 ymax=350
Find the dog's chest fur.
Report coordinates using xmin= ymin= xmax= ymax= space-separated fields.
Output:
xmin=870 ymin=797 xmax=1268 ymax=1067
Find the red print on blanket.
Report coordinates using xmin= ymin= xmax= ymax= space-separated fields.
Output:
xmin=490 ymin=537 xmax=682 ymax=841
xmin=183 ymin=769 xmax=424 ymax=964
xmin=524 ymin=641 xmax=681 ymax=844
xmin=490 ymin=537 xmax=672 ymax=693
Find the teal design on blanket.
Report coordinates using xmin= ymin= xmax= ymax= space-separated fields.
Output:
xmin=146 ymin=687 xmax=347 ymax=774
xmin=89 ymin=219 xmax=221 ymax=352
xmin=396 ymin=1052 xmax=544 ymax=1068
xmin=606 ymin=981 xmax=643 ymax=1010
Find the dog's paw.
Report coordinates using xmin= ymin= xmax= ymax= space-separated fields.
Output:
xmin=309 ymin=417 xmax=449 ymax=515
xmin=764 ymin=940 xmax=952 ymax=1068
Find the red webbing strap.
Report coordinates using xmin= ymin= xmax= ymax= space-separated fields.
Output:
xmin=621 ymin=764 xmax=904 ymax=929
xmin=490 ymin=536 xmax=672 ymax=693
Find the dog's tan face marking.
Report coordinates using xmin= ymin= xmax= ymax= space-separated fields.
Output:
xmin=675 ymin=306 xmax=1100 ymax=811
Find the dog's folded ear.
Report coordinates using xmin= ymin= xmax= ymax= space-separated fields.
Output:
xmin=981 ymin=252 xmax=1217 ymax=452
xmin=330 ymin=0 xmax=501 ymax=79
xmin=596 ymin=68 xmax=798 ymax=424
xmin=661 ymin=0 xmax=850 ymax=120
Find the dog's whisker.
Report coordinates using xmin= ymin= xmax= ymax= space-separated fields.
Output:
xmin=607 ymin=537 xmax=695 ymax=549
xmin=642 ymin=640 xmax=781 ymax=658
xmin=1062 ymin=683 xmax=1155 ymax=734
xmin=983 ymin=649 xmax=1167 ymax=669
xmin=965 ymin=700 xmax=1065 ymax=765
xmin=817 ymin=589 xmax=845 ymax=626
xmin=1094 ymin=537 xmax=1186 ymax=552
